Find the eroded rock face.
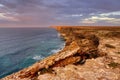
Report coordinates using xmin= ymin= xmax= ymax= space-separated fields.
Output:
xmin=1 ymin=26 xmax=120 ymax=80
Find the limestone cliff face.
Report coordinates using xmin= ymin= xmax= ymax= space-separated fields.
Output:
xmin=1 ymin=26 xmax=120 ymax=80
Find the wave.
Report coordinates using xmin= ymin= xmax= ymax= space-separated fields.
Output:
xmin=49 ymin=43 xmax=65 ymax=55
xmin=32 ymin=55 xmax=44 ymax=61
xmin=57 ymin=33 xmax=61 ymax=37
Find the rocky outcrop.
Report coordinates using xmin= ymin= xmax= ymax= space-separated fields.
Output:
xmin=1 ymin=26 xmax=120 ymax=80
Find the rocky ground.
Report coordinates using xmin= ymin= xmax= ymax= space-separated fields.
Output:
xmin=1 ymin=26 xmax=120 ymax=80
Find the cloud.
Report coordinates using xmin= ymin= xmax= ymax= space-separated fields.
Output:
xmin=0 ymin=0 xmax=120 ymax=27
xmin=0 ymin=4 xmax=4 ymax=7
xmin=0 ymin=13 xmax=19 ymax=21
xmin=42 ymin=0 xmax=68 ymax=8
xmin=62 ymin=14 xmax=83 ymax=18
xmin=99 ymin=11 xmax=120 ymax=16
xmin=81 ymin=11 xmax=120 ymax=24
xmin=81 ymin=16 xmax=116 ymax=23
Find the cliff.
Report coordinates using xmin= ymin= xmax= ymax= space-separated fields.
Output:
xmin=1 ymin=26 xmax=120 ymax=80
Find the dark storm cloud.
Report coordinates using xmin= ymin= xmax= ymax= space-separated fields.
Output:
xmin=0 ymin=0 xmax=120 ymax=27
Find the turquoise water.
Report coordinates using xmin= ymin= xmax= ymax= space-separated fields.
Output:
xmin=0 ymin=28 xmax=64 ymax=78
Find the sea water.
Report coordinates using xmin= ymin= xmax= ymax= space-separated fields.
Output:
xmin=0 ymin=28 xmax=64 ymax=78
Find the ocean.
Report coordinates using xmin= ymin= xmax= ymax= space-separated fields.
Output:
xmin=0 ymin=28 xmax=64 ymax=78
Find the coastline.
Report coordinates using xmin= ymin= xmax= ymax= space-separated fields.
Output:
xmin=1 ymin=26 xmax=120 ymax=80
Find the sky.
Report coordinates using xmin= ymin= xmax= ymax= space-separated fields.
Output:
xmin=0 ymin=0 xmax=120 ymax=27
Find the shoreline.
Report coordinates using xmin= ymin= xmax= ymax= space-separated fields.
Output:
xmin=1 ymin=26 xmax=120 ymax=80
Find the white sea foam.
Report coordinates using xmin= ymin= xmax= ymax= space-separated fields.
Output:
xmin=32 ymin=55 xmax=44 ymax=60
xmin=50 ymin=49 xmax=60 ymax=54
xmin=57 ymin=33 xmax=61 ymax=37
xmin=49 ymin=43 xmax=65 ymax=55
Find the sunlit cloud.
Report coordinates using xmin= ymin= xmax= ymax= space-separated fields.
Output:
xmin=81 ymin=11 xmax=120 ymax=24
xmin=0 ymin=13 xmax=19 ymax=21
xmin=100 ymin=11 xmax=120 ymax=16
xmin=64 ymin=14 xmax=83 ymax=17
xmin=81 ymin=16 xmax=118 ymax=23
xmin=89 ymin=16 xmax=115 ymax=21
xmin=81 ymin=20 xmax=95 ymax=24
xmin=0 ymin=4 xmax=4 ymax=7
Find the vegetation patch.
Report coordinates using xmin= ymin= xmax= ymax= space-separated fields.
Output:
xmin=108 ymin=62 xmax=120 ymax=68
xmin=40 ymin=68 xmax=54 ymax=74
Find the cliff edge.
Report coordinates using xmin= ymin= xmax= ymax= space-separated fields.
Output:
xmin=1 ymin=26 xmax=120 ymax=80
